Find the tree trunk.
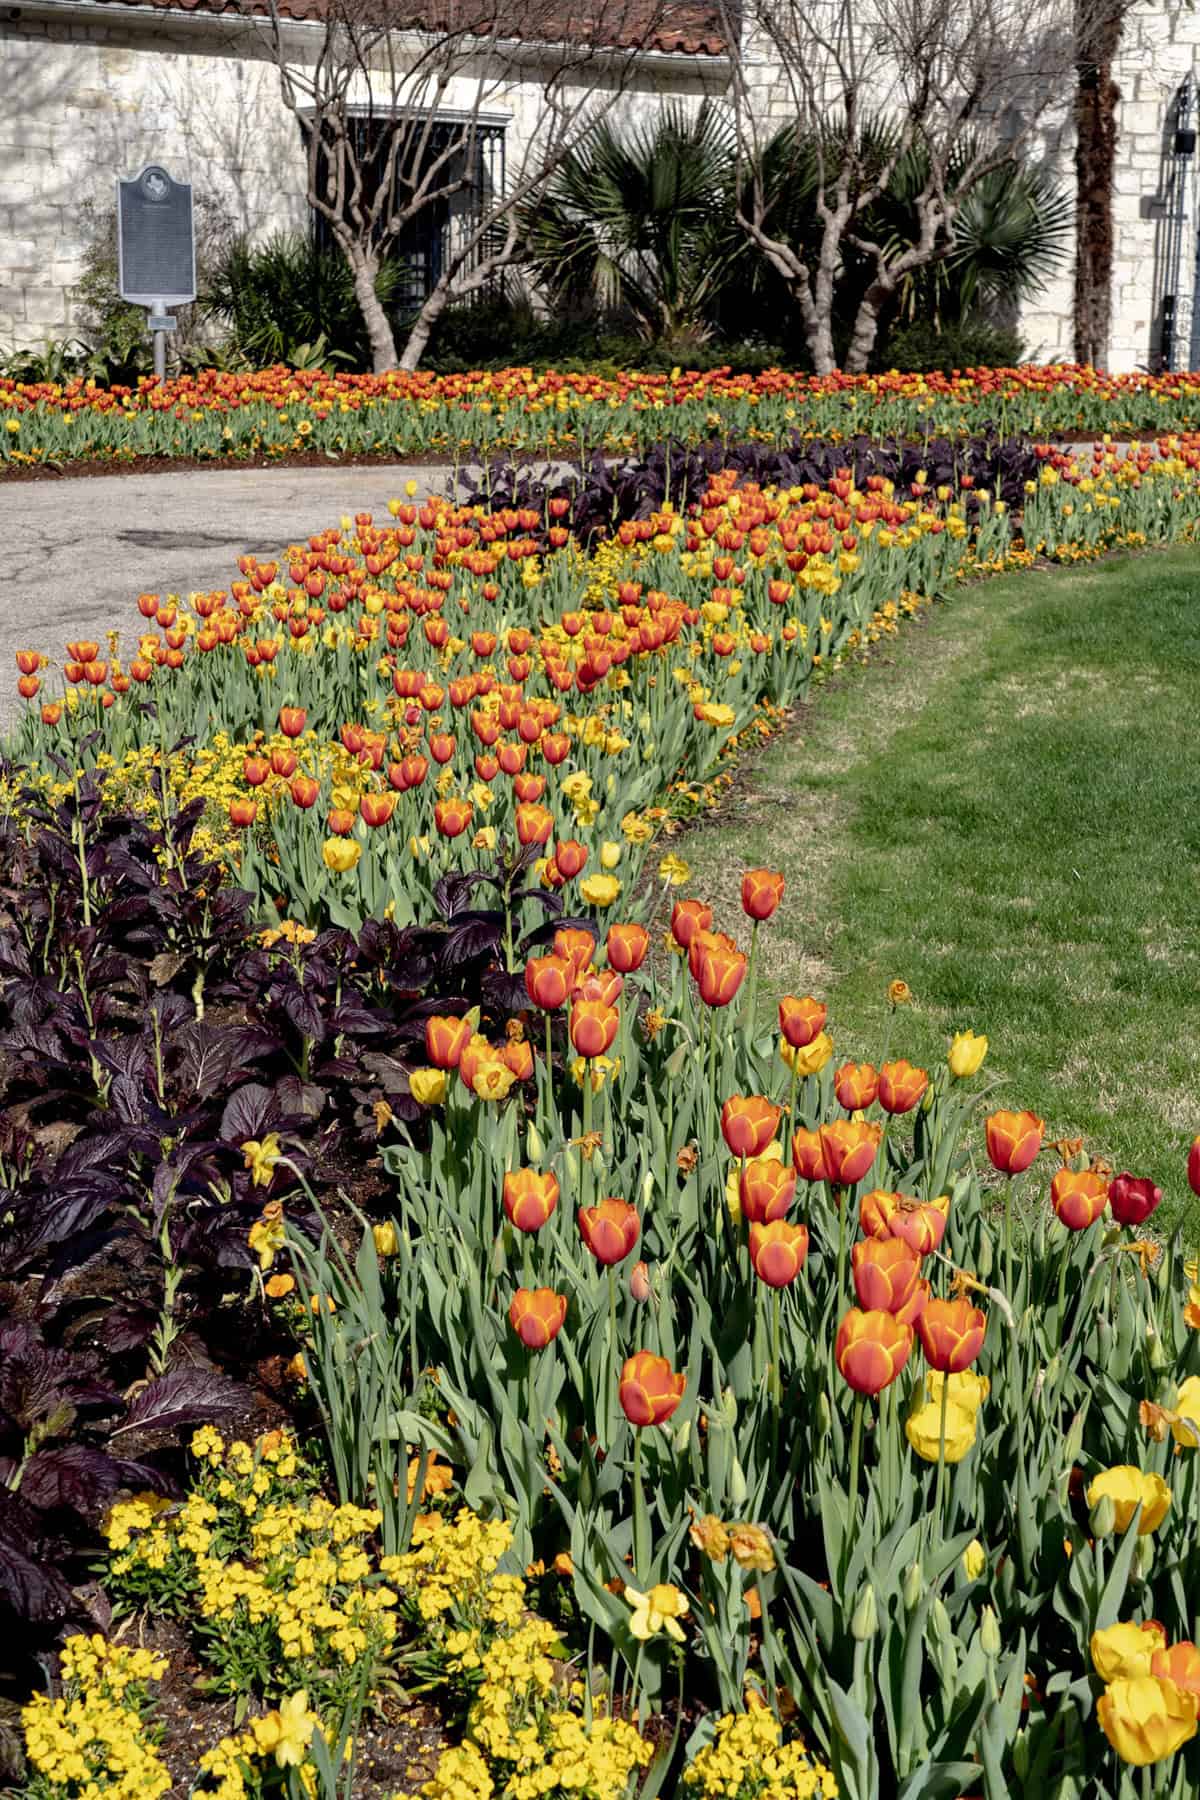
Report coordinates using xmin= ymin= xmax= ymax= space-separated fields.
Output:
xmin=801 ymin=305 xmax=838 ymax=376
xmin=844 ymin=278 xmax=896 ymax=373
xmin=1073 ymin=0 xmax=1123 ymax=367
xmin=345 ymin=244 xmax=399 ymax=373
xmin=398 ymin=270 xmax=457 ymax=372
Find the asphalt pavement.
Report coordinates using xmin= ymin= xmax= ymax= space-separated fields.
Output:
xmin=0 ymin=461 xmax=556 ymax=733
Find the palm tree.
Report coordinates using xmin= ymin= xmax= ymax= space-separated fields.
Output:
xmin=519 ymin=103 xmax=748 ymax=351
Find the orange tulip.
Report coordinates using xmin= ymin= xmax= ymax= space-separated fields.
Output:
xmin=721 ymin=1095 xmax=782 ymax=1159
xmin=228 ymin=797 xmax=257 ymax=829
xmin=503 ymin=1168 xmax=559 ymax=1233
xmin=619 ymin=1351 xmax=686 ymax=1427
xmin=886 ymin=1193 xmax=950 ymax=1257
xmin=501 ymin=1038 xmax=534 ymax=1081
xmin=554 ymin=839 xmax=588 ymax=879
xmin=508 ymin=1287 xmax=567 ymax=1349
xmin=606 ymin=922 xmax=650 ymax=974
xmin=328 ymin=807 xmax=355 ymax=837
xmin=917 ymin=1297 xmax=987 ymax=1372
xmin=779 ymin=995 xmax=827 ymax=1049
xmin=515 ymin=803 xmax=554 ymax=846
xmin=17 ymin=675 xmax=39 ymax=699
xmin=835 ymin=1308 xmax=914 ymax=1394
xmin=578 ymin=1198 xmax=641 ymax=1265
xmin=269 ymin=747 xmax=297 ymax=779
xmin=835 ymin=1062 xmax=878 ymax=1111
xmin=695 ymin=944 xmax=748 ymax=1008
xmin=687 ymin=928 xmax=735 ymax=982
xmin=852 ymin=1238 xmax=925 ymax=1316
xmin=1152 ymin=1642 xmax=1200 ymax=1697
xmin=243 ymin=754 xmax=270 ymax=787
xmin=741 ymin=867 xmax=785 ymax=921
xmin=749 ymin=1220 xmax=809 ymax=1287
xmin=791 ymin=1128 xmax=826 ymax=1182
xmin=739 ymin=1157 xmax=797 ymax=1224
xmin=428 ymin=732 xmax=455 ymax=764
xmin=671 ymin=899 xmax=713 ymax=950
xmin=570 ymin=1000 xmax=619 ymax=1059
xmin=985 ymin=1109 xmax=1044 ymax=1174
xmin=434 ymin=798 xmax=473 ymax=838
xmin=878 ymin=1059 xmax=929 ymax=1115
xmin=1050 ymin=1167 xmax=1109 ymax=1231
xmin=525 ymin=954 xmax=572 ymax=1011
xmin=514 ymin=772 xmax=546 ymax=802
xmin=425 ymin=1014 xmax=473 ymax=1070
xmin=278 ymin=706 xmax=306 ymax=737
xmin=359 ymin=791 xmax=397 ymax=828
xmin=553 ymin=926 xmax=595 ymax=984
xmin=290 ymin=775 xmax=319 ymax=809
xmin=41 ymin=703 xmax=62 ymax=725
xmin=818 ymin=1120 xmax=881 ymax=1186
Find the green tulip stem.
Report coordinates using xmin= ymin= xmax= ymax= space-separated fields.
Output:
xmin=582 ymin=1073 xmax=594 ymax=1215
xmin=847 ymin=1394 xmax=866 ymax=1548
xmin=743 ymin=918 xmax=760 ymax=1035
xmin=933 ymin=1375 xmax=951 ymax=1543
xmin=783 ymin=1057 xmax=800 ymax=1152
xmin=833 ymin=1183 xmax=848 ymax=1314
xmin=1056 ymin=1234 xmax=1070 ymax=1326
xmin=544 ymin=1012 xmax=555 ymax=1129
xmin=1004 ymin=1176 xmax=1014 ymax=1304
xmin=606 ymin=1265 xmax=619 ymax=1446
xmin=771 ymin=1288 xmax=783 ymax=1410
xmin=632 ymin=1430 xmax=650 ymax=1584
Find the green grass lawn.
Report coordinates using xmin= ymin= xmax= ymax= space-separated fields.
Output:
xmin=682 ymin=545 xmax=1200 ymax=1235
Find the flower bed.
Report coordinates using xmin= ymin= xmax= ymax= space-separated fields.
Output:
xmin=6 ymin=432 xmax=1200 ymax=1798
xmin=6 ymin=363 xmax=1200 ymax=472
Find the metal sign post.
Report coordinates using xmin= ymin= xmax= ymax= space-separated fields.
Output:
xmin=116 ymin=165 xmax=195 ymax=376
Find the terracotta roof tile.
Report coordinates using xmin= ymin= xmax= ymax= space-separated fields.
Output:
xmin=87 ymin=0 xmax=728 ymax=54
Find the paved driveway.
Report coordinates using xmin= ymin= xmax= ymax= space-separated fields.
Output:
xmin=0 ymin=461 xmax=542 ymax=732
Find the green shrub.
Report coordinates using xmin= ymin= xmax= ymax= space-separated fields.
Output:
xmin=202 ymin=232 xmax=407 ymax=372
xmin=879 ymin=315 xmax=1025 ymax=374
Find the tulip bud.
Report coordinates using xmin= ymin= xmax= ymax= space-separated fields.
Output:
xmin=850 ymin=1583 xmax=878 ymax=1640
xmin=728 ymin=1454 xmax=748 ymax=1508
xmin=980 ymin=1605 xmax=1001 ymax=1657
xmin=673 ymin=1415 xmax=691 ymax=1454
xmin=1090 ymin=1492 xmax=1117 ymax=1537
xmin=1134 ymin=1534 xmax=1156 ymax=1580
xmin=816 ymin=1391 xmax=831 ymax=1438
xmin=902 ymin=1560 xmax=923 ymax=1611
xmin=526 ymin=1123 xmax=545 ymax=1162
xmin=1011 ymin=1732 xmax=1031 ymax=1782
xmin=976 ymin=1232 xmax=994 ymax=1280
xmin=1147 ymin=1325 xmax=1168 ymax=1370
xmin=930 ymin=1596 xmax=951 ymax=1648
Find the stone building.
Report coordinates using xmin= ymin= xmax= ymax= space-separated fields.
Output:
xmin=1 ymin=0 xmax=1198 ymax=371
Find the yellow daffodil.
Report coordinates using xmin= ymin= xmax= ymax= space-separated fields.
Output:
xmin=624 ymin=1581 xmax=689 ymax=1642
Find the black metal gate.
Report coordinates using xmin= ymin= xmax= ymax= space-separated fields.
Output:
xmin=1151 ymin=75 xmax=1198 ymax=371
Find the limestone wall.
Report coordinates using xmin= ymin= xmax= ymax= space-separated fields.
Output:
xmin=0 ymin=2 xmax=724 ymax=352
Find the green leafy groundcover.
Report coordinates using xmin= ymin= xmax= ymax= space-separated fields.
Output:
xmin=6 ymin=435 xmax=1200 ymax=1800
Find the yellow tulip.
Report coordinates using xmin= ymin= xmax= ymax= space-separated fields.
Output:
xmin=580 ymin=873 xmax=621 ymax=907
xmin=948 ymin=1031 xmax=988 ymax=1078
xmin=1170 ymin=1375 xmax=1200 ymax=1448
xmin=925 ymin=1369 xmax=991 ymax=1416
xmin=409 ymin=1068 xmax=447 ymax=1106
xmin=905 ymin=1399 xmax=977 ymax=1464
xmin=1087 ymin=1466 xmax=1171 ymax=1535
xmin=961 ymin=1539 xmax=986 ymax=1581
xmin=600 ymin=840 xmax=622 ymax=870
xmin=471 ymin=1059 xmax=517 ymax=1102
xmin=372 ymin=1222 xmax=398 ymax=1258
xmin=322 ymin=837 xmax=362 ymax=873
xmin=1091 ymin=1622 xmax=1167 ymax=1684
xmin=1097 ymin=1676 xmax=1198 ymax=1765
xmin=779 ymin=1031 xmax=833 ymax=1077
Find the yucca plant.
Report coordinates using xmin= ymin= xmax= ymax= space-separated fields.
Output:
xmin=202 ymin=232 xmax=406 ymax=371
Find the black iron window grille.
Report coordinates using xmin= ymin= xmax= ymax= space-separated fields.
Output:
xmin=304 ymin=113 xmax=507 ymax=308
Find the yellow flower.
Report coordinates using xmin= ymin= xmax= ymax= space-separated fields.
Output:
xmin=905 ymin=1399 xmax=977 ymax=1464
xmin=1170 ymin=1375 xmax=1200 ymax=1447
xmin=1091 ymin=1621 xmax=1168 ymax=1683
xmin=948 ymin=1030 xmax=988 ymax=1078
xmin=888 ymin=979 xmax=913 ymax=1006
xmin=779 ymin=1030 xmax=833 ymax=1077
xmin=570 ymin=1053 xmax=621 ymax=1092
xmin=621 ymin=812 xmax=654 ymax=844
xmin=373 ymin=1222 xmax=399 ymax=1258
xmin=323 ymin=837 xmax=362 ymax=873
xmin=657 ymin=852 xmax=691 ymax=887
xmin=1097 ymin=1676 xmax=1198 ymax=1765
xmin=688 ymin=1514 xmax=730 ymax=1561
xmin=1087 ymin=1466 xmax=1172 ymax=1535
xmin=696 ymin=702 xmax=736 ymax=728
xmin=243 ymin=1132 xmax=283 ymax=1188
xmin=625 ymin=1582 xmax=689 ymax=1642
xmin=600 ymin=840 xmax=622 ymax=870
xmin=409 ymin=1067 xmax=448 ymax=1106
xmin=726 ymin=1141 xmax=783 ymax=1224
xmin=924 ymin=1369 xmax=990 ymax=1416
xmin=580 ymin=872 xmax=621 ymax=907
xmin=560 ymin=771 xmax=593 ymax=803
xmin=250 ymin=1690 xmax=318 ymax=1768
xmin=961 ymin=1539 xmax=986 ymax=1581
xmin=471 ymin=1059 xmax=517 ymax=1102
xmin=728 ymin=1523 xmax=776 ymax=1572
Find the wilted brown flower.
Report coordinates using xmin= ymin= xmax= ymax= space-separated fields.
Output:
xmin=689 ymin=1513 xmax=730 ymax=1561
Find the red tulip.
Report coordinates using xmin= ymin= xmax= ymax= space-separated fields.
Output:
xmin=779 ymin=995 xmax=827 ymax=1048
xmin=578 ymin=1198 xmax=640 ymax=1265
xmin=818 ymin=1120 xmax=881 ymax=1186
xmin=985 ymin=1110 xmax=1044 ymax=1175
xmin=670 ymin=899 xmax=713 ymax=950
xmin=739 ymin=1156 xmax=797 ymax=1224
xmin=425 ymin=1014 xmax=473 ymax=1070
xmin=835 ymin=1309 xmax=913 ymax=1394
xmin=503 ymin=1168 xmax=559 ymax=1233
xmin=878 ymin=1059 xmax=929 ymax=1115
xmin=852 ymin=1238 xmax=924 ymax=1315
xmin=791 ymin=1128 xmax=826 ymax=1182
xmin=721 ymin=1095 xmax=782 ymax=1159
xmin=525 ymin=954 xmax=572 ymax=1011
xmin=917 ymin=1297 xmax=987 ymax=1372
xmin=749 ymin=1220 xmax=809 ymax=1287
xmin=509 ymin=1287 xmax=567 ymax=1349
xmin=606 ymin=922 xmax=650 ymax=974
xmin=1108 ymin=1173 xmax=1163 ymax=1228
xmin=741 ymin=867 xmax=785 ymax=921
xmin=569 ymin=999 xmax=618 ymax=1059
xmin=1050 ymin=1167 xmax=1109 ymax=1231
xmin=835 ymin=1062 xmax=878 ymax=1111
